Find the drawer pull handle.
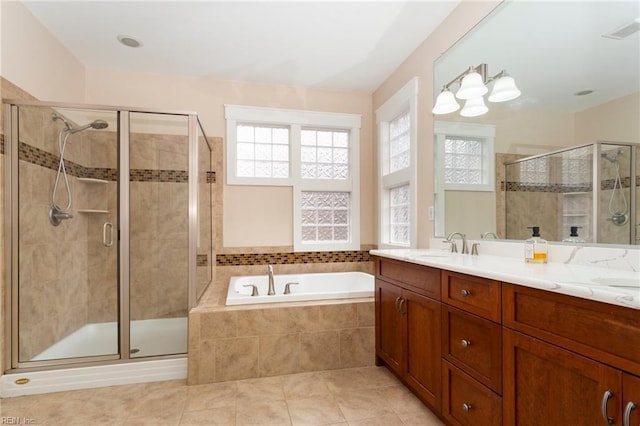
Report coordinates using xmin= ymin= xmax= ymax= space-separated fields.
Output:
xmin=623 ymin=401 xmax=636 ymax=426
xmin=395 ymin=297 xmax=401 ymax=312
xmin=461 ymin=289 xmax=471 ymax=297
xmin=601 ymin=390 xmax=614 ymax=425
xmin=462 ymin=403 xmax=472 ymax=412
xmin=461 ymin=339 xmax=471 ymax=348
xmin=398 ymin=298 xmax=406 ymax=315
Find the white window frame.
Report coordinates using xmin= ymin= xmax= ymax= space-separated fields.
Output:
xmin=225 ymin=105 xmax=361 ymax=252
xmin=376 ymin=77 xmax=418 ymax=249
xmin=434 ymin=121 xmax=496 ymax=236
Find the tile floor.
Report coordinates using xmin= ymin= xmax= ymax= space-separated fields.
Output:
xmin=0 ymin=366 xmax=445 ymax=425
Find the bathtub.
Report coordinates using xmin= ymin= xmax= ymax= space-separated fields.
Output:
xmin=226 ymin=271 xmax=374 ymax=305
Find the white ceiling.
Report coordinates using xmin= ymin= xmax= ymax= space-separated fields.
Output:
xmin=435 ymin=1 xmax=640 ymax=113
xmin=22 ymin=0 xmax=460 ymax=93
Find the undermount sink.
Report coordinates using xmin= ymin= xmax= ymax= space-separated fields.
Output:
xmin=409 ymin=250 xmax=451 ymax=258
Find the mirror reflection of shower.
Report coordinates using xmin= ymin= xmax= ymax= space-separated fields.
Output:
xmin=49 ymin=112 xmax=109 ymax=226
xmin=601 ymin=149 xmax=629 ymax=226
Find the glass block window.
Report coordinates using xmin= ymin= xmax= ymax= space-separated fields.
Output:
xmin=300 ymin=191 xmax=350 ymax=242
xmin=444 ymin=136 xmax=483 ymax=184
xmin=520 ymin=157 xmax=549 ymax=185
xmin=389 ymin=185 xmax=410 ymax=245
xmin=301 ymin=129 xmax=350 ymax=180
xmin=561 ymin=146 xmax=591 ymax=185
xmin=236 ymin=124 xmax=289 ymax=178
xmin=389 ymin=111 xmax=410 ymax=173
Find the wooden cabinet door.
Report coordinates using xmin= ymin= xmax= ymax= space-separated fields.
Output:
xmin=504 ymin=329 xmax=622 ymax=426
xmin=623 ymin=373 xmax=640 ymax=426
xmin=375 ymin=279 xmax=405 ymax=377
xmin=404 ymin=289 xmax=442 ymax=411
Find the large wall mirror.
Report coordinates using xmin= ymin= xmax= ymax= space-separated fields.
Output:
xmin=433 ymin=1 xmax=640 ymax=245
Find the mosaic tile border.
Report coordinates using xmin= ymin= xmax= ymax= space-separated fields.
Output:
xmin=197 ymin=254 xmax=209 ymax=266
xmin=504 ymin=179 xmax=639 ymax=193
xmin=16 ymin=141 xmax=216 ymax=183
xmin=216 ymin=250 xmax=373 ymax=266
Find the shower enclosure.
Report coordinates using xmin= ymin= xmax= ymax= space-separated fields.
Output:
xmin=504 ymin=142 xmax=638 ymax=244
xmin=4 ymin=100 xmax=213 ymax=371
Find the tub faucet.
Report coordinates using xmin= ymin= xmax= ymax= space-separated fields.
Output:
xmin=267 ymin=265 xmax=276 ymax=296
xmin=446 ymin=232 xmax=468 ymax=254
xmin=481 ymin=232 xmax=498 ymax=239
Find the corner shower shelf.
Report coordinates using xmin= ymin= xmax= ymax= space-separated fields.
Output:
xmin=77 ymin=177 xmax=108 ymax=184
xmin=77 ymin=209 xmax=109 ymax=214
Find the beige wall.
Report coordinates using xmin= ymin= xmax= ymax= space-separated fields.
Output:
xmin=0 ymin=2 xmax=85 ymax=103
xmin=372 ymin=1 xmax=501 ymax=247
xmin=575 ymin=92 xmax=640 ymax=145
xmin=84 ymin=68 xmax=375 ymax=248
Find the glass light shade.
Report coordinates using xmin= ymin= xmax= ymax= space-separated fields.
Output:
xmin=488 ymin=75 xmax=521 ymax=102
xmin=460 ymin=97 xmax=488 ymax=117
xmin=432 ymin=89 xmax=460 ymax=115
xmin=456 ymin=71 xmax=488 ymax=100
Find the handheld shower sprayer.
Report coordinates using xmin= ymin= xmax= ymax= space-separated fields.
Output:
xmin=601 ymin=149 xmax=629 ymax=226
xmin=49 ymin=112 xmax=109 ymax=226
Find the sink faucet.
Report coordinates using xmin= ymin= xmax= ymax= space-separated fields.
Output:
xmin=267 ymin=264 xmax=276 ymax=295
xmin=446 ymin=232 xmax=468 ymax=254
xmin=481 ymin=232 xmax=498 ymax=239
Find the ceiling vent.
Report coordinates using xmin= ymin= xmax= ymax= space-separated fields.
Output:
xmin=602 ymin=18 xmax=640 ymax=40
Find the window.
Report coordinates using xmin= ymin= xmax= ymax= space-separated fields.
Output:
xmin=225 ymin=105 xmax=361 ymax=251
xmin=434 ymin=121 xmax=495 ymax=237
xmin=376 ymin=78 xmax=418 ymax=248
xmin=236 ymin=124 xmax=289 ymax=178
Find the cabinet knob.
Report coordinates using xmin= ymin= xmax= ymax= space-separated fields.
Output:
xmin=461 ymin=289 xmax=471 ymax=297
xmin=461 ymin=339 xmax=471 ymax=348
xmin=462 ymin=403 xmax=472 ymax=412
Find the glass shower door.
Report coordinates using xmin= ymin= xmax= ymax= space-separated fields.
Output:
xmin=128 ymin=112 xmax=189 ymax=358
xmin=15 ymin=105 xmax=119 ymax=363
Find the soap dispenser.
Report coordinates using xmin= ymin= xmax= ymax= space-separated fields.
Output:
xmin=562 ymin=226 xmax=586 ymax=243
xmin=524 ymin=226 xmax=548 ymax=264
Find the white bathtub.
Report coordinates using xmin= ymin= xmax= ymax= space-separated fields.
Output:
xmin=226 ymin=271 xmax=374 ymax=305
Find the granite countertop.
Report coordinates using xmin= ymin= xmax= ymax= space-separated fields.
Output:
xmin=370 ymin=249 xmax=640 ymax=311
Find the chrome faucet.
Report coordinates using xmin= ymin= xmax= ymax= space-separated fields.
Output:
xmin=481 ymin=232 xmax=499 ymax=239
xmin=446 ymin=232 xmax=468 ymax=254
xmin=267 ymin=265 xmax=276 ymax=295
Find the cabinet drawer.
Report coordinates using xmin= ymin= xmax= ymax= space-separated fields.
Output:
xmin=503 ymin=283 xmax=640 ymax=377
xmin=376 ymin=258 xmax=441 ymax=299
xmin=442 ymin=271 xmax=501 ymax=322
xmin=442 ymin=361 xmax=502 ymax=426
xmin=442 ymin=306 xmax=502 ymax=394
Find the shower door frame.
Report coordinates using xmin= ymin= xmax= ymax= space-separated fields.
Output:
xmin=3 ymin=100 xmax=210 ymax=372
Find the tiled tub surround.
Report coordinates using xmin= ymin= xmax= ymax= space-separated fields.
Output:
xmin=189 ymin=253 xmax=376 ymax=385
xmin=374 ymin=244 xmax=640 ymax=310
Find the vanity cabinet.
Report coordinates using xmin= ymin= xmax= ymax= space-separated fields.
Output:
xmin=374 ymin=255 xmax=640 ymax=425
xmin=375 ymin=258 xmax=442 ymax=412
xmin=441 ymin=271 xmax=502 ymax=426
xmin=503 ymin=283 xmax=640 ymax=426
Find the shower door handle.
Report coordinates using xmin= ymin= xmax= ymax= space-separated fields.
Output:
xmin=103 ymin=222 xmax=114 ymax=247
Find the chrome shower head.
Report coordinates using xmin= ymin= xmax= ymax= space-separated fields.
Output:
xmin=601 ymin=150 xmax=624 ymax=164
xmin=67 ymin=119 xmax=109 ymax=134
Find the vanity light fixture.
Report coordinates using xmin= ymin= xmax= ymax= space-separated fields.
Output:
xmin=432 ymin=63 xmax=521 ymax=116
